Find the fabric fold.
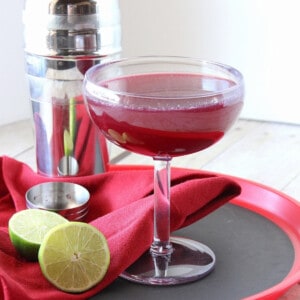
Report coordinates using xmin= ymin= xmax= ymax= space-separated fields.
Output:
xmin=0 ymin=156 xmax=241 ymax=300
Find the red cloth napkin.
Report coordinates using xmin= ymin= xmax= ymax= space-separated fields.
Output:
xmin=0 ymin=156 xmax=241 ymax=300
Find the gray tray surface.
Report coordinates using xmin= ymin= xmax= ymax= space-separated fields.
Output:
xmin=91 ymin=203 xmax=294 ymax=300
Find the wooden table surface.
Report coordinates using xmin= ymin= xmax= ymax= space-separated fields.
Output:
xmin=0 ymin=118 xmax=299 ymax=299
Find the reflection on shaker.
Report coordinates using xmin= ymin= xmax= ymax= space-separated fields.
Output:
xmin=33 ymin=112 xmax=52 ymax=174
xmin=31 ymin=83 xmax=102 ymax=176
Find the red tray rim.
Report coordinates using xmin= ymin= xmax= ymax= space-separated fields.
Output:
xmin=229 ymin=174 xmax=300 ymax=300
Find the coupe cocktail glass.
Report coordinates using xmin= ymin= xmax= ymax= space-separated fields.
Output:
xmin=83 ymin=56 xmax=244 ymax=285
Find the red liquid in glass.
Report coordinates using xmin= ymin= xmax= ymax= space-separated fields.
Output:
xmin=86 ymin=73 xmax=243 ymax=157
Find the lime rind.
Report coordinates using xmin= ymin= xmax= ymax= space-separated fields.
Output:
xmin=38 ymin=222 xmax=110 ymax=293
xmin=8 ymin=209 xmax=68 ymax=261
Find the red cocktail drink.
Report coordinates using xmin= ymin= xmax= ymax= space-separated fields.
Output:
xmin=86 ymin=73 xmax=243 ymax=158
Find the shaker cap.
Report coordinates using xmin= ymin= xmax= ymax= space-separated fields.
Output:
xmin=23 ymin=0 xmax=121 ymax=57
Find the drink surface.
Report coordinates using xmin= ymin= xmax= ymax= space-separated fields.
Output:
xmin=86 ymin=73 xmax=243 ymax=157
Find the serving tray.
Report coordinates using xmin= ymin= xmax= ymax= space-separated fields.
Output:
xmin=91 ymin=173 xmax=300 ymax=300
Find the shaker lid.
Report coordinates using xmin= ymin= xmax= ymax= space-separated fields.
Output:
xmin=49 ymin=0 xmax=97 ymax=15
xmin=23 ymin=0 xmax=121 ymax=57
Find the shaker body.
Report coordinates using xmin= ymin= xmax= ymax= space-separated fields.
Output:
xmin=23 ymin=0 xmax=121 ymax=176
xmin=26 ymin=54 xmax=112 ymax=176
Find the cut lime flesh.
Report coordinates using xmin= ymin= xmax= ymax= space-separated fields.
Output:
xmin=8 ymin=209 xmax=68 ymax=261
xmin=38 ymin=222 xmax=110 ymax=293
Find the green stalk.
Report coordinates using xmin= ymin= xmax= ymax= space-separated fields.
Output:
xmin=63 ymin=97 xmax=76 ymax=157
xmin=69 ymin=97 xmax=76 ymax=146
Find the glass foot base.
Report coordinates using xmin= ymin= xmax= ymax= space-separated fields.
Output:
xmin=120 ymin=236 xmax=216 ymax=285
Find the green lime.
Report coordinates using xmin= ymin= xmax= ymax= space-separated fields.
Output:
xmin=8 ymin=209 xmax=68 ymax=261
xmin=63 ymin=129 xmax=74 ymax=156
xmin=38 ymin=222 xmax=110 ymax=293
xmin=69 ymin=97 xmax=76 ymax=144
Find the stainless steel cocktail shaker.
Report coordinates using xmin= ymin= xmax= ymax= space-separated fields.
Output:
xmin=23 ymin=0 xmax=121 ymax=176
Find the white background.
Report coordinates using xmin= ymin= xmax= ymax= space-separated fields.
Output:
xmin=1 ymin=0 xmax=300 ymax=126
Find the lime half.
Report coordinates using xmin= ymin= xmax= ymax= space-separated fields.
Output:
xmin=8 ymin=209 xmax=68 ymax=261
xmin=38 ymin=222 xmax=110 ymax=293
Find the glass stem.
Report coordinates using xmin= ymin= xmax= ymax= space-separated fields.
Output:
xmin=151 ymin=157 xmax=173 ymax=257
